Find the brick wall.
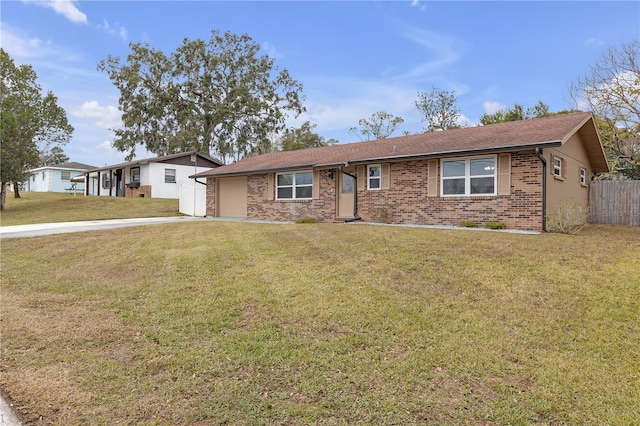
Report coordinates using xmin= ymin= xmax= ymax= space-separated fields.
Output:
xmin=356 ymin=152 xmax=543 ymax=231
xmin=206 ymin=151 xmax=545 ymax=231
xmin=246 ymin=171 xmax=336 ymax=222
xmin=206 ymin=178 xmax=216 ymax=216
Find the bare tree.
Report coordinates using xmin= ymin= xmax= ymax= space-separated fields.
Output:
xmin=349 ymin=111 xmax=404 ymax=141
xmin=569 ymin=39 xmax=639 ymax=178
xmin=415 ymin=87 xmax=461 ymax=132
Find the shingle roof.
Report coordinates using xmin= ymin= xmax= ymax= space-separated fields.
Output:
xmin=196 ymin=112 xmax=609 ymax=177
xmin=86 ymin=151 xmax=222 ymax=173
xmin=29 ymin=162 xmax=96 ymax=171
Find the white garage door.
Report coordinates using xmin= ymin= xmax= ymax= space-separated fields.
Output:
xmin=217 ymin=176 xmax=247 ymax=218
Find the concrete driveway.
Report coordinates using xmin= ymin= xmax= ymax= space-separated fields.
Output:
xmin=0 ymin=216 xmax=206 ymax=239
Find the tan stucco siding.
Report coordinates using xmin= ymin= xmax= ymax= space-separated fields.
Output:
xmin=546 ymin=133 xmax=592 ymax=216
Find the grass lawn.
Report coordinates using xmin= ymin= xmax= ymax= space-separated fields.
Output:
xmin=1 ymin=221 xmax=639 ymax=425
xmin=0 ymin=192 xmax=180 ymax=226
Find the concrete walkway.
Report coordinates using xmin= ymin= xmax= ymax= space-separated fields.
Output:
xmin=0 ymin=394 xmax=21 ymax=426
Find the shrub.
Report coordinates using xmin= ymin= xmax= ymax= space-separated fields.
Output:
xmin=484 ymin=221 xmax=506 ymax=230
xmin=459 ymin=220 xmax=477 ymax=228
xmin=295 ymin=217 xmax=318 ymax=224
xmin=546 ymin=202 xmax=589 ymax=234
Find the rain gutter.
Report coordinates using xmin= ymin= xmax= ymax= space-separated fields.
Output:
xmin=535 ymin=147 xmax=547 ymax=232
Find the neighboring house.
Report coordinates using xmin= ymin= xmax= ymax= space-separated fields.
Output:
xmin=25 ymin=162 xmax=95 ymax=193
xmin=82 ymin=151 xmax=222 ymax=198
xmin=194 ymin=112 xmax=609 ymax=232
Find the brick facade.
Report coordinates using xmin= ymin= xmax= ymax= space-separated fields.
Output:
xmin=207 ymin=150 xmax=545 ymax=231
xmin=355 ymin=152 xmax=543 ymax=231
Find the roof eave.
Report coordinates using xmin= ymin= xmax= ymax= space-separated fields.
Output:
xmin=191 ymin=163 xmax=320 ymax=179
xmin=348 ymin=141 xmax=563 ymax=165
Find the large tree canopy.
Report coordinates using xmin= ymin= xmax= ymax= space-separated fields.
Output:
xmin=98 ymin=30 xmax=306 ymax=164
xmin=479 ymin=101 xmax=551 ymax=125
xmin=569 ymin=39 xmax=640 ymax=179
xmin=349 ymin=111 xmax=405 ymax=141
xmin=415 ymin=87 xmax=461 ymax=132
xmin=0 ymin=48 xmax=73 ymax=209
xmin=280 ymin=121 xmax=337 ymax=151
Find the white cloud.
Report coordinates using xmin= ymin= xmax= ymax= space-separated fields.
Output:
xmin=585 ymin=37 xmax=605 ymax=46
xmin=98 ymin=19 xmax=128 ymax=41
xmin=0 ymin=25 xmax=53 ymax=60
xmin=483 ymin=101 xmax=505 ymax=114
xmin=395 ymin=26 xmax=461 ymax=83
xmin=72 ymin=101 xmax=122 ymax=129
xmin=288 ymin=75 xmax=425 ymax=141
xmin=72 ymin=140 xmax=126 ymax=167
xmin=411 ymin=0 xmax=426 ymax=11
xmin=23 ymin=0 xmax=88 ymax=24
xmin=261 ymin=42 xmax=281 ymax=59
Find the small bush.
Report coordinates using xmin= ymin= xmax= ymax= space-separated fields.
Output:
xmin=295 ymin=217 xmax=318 ymax=224
xmin=484 ymin=221 xmax=506 ymax=230
xmin=546 ymin=202 xmax=589 ymax=234
xmin=459 ymin=220 xmax=477 ymax=228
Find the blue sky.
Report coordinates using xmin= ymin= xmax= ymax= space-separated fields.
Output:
xmin=2 ymin=1 xmax=639 ymax=167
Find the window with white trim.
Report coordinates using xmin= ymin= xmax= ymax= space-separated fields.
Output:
xmin=164 ymin=168 xmax=176 ymax=183
xmin=552 ymin=156 xmax=562 ymax=178
xmin=131 ymin=167 xmax=140 ymax=183
xmin=579 ymin=167 xmax=587 ymax=185
xmin=441 ymin=156 xmax=496 ymax=196
xmin=276 ymin=171 xmax=313 ymax=200
xmin=368 ymin=164 xmax=381 ymax=190
xmin=61 ymin=171 xmax=71 ymax=181
xmin=102 ymin=174 xmax=110 ymax=189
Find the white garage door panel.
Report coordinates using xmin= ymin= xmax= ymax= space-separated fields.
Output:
xmin=218 ymin=176 xmax=247 ymax=217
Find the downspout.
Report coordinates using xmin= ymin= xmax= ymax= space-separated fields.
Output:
xmin=535 ymin=147 xmax=547 ymax=232
xmin=339 ymin=167 xmax=361 ymax=222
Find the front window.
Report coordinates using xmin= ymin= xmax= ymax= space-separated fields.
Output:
xmin=102 ymin=174 xmax=110 ymax=189
xmin=61 ymin=171 xmax=71 ymax=181
xmin=131 ymin=167 xmax=140 ymax=183
xmin=276 ymin=171 xmax=313 ymax=200
xmin=165 ymin=168 xmax=176 ymax=183
xmin=441 ymin=156 xmax=496 ymax=196
xmin=368 ymin=165 xmax=381 ymax=190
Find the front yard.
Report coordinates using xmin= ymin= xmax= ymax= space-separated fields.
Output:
xmin=1 ymin=222 xmax=638 ymax=424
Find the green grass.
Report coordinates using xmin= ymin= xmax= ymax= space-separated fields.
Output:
xmin=1 ymin=222 xmax=639 ymax=425
xmin=0 ymin=192 xmax=180 ymax=226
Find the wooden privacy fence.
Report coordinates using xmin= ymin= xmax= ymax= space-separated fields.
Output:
xmin=589 ymin=181 xmax=640 ymax=226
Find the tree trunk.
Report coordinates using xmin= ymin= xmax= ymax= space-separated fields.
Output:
xmin=0 ymin=181 xmax=7 ymax=210
xmin=13 ymin=183 xmax=21 ymax=199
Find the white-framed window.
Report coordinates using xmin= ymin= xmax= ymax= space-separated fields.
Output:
xmin=368 ymin=164 xmax=381 ymax=190
xmin=579 ymin=167 xmax=587 ymax=185
xmin=61 ymin=171 xmax=71 ymax=181
xmin=131 ymin=167 xmax=140 ymax=183
xmin=102 ymin=174 xmax=110 ymax=189
xmin=276 ymin=171 xmax=313 ymax=200
xmin=552 ymin=156 xmax=562 ymax=178
xmin=164 ymin=168 xmax=176 ymax=183
xmin=441 ymin=156 xmax=496 ymax=196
